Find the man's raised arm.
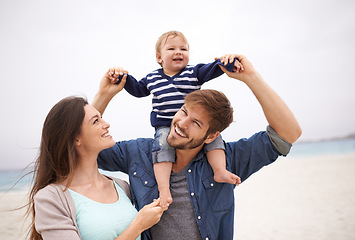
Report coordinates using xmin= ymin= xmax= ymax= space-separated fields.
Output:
xmin=219 ymin=54 xmax=302 ymax=144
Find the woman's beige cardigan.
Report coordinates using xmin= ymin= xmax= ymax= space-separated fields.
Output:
xmin=34 ymin=177 xmax=131 ymax=240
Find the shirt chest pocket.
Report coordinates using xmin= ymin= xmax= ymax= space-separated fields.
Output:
xmin=202 ymin=175 xmax=234 ymax=212
xmin=130 ymin=164 xmax=157 ymax=199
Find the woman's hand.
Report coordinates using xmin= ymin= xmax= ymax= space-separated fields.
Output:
xmin=133 ymin=198 xmax=165 ymax=231
xmin=99 ymin=67 xmax=128 ymax=97
xmin=92 ymin=67 xmax=128 ymax=115
xmin=115 ymin=199 xmax=165 ymax=240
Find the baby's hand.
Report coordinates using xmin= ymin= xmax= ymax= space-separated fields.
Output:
xmin=217 ymin=54 xmax=244 ymax=73
xmin=107 ymin=67 xmax=128 ymax=84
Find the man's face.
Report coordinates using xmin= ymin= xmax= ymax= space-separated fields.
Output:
xmin=167 ymin=104 xmax=211 ymax=150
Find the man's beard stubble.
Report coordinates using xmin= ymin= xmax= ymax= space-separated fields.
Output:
xmin=166 ymin=130 xmax=208 ymax=150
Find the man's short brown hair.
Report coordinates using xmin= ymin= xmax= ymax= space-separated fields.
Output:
xmin=184 ymin=89 xmax=233 ymax=135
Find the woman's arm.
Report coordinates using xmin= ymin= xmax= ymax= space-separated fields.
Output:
xmin=115 ymin=199 xmax=165 ymax=240
xmin=92 ymin=67 xmax=127 ymax=115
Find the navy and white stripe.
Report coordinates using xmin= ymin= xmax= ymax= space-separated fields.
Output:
xmin=123 ymin=59 xmax=233 ymax=127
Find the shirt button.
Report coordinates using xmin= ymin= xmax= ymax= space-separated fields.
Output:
xmin=188 ymin=169 xmax=191 ymax=173
xmin=144 ymin=181 xmax=148 ymax=185
xmin=197 ymin=216 xmax=201 ymax=220
xmin=210 ymin=183 xmax=214 ymax=187
xmin=205 ymin=238 xmax=209 ymax=240
xmin=133 ymin=172 xmax=137 ymax=175
xmin=190 ymin=192 xmax=195 ymax=196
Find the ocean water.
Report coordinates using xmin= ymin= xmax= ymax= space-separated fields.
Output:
xmin=289 ymin=138 xmax=355 ymax=157
xmin=1 ymin=138 xmax=355 ymax=192
xmin=0 ymin=169 xmax=33 ymax=192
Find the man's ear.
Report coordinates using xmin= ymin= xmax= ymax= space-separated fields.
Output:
xmin=156 ymin=52 xmax=162 ymax=64
xmin=204 ymin=131 xmax=220 ymax=144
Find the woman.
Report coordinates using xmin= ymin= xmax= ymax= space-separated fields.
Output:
xmin=28 ymin=73 xmax=164 ymax=240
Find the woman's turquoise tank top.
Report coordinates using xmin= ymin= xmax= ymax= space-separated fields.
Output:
xmin=69 ymin=181 xmax=140 ymax=240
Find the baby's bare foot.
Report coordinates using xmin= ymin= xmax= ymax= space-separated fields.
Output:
xmin=214 ymin=169 xmax=241 ymax=186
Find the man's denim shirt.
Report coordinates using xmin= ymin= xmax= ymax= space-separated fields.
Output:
xmin=98 ymin=127 xmax=291 ymax=240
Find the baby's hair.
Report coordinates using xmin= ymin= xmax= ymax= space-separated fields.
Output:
xmin=155 ymin=30 xmax=189 ymax=54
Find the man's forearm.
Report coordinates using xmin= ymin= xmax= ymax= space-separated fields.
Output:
xmin=219 ymin=54 xmax=302 ymax=144
xmin=245 ymin=73 xmax=302 ymax=144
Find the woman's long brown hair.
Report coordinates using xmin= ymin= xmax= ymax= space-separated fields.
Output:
xmin=27 ymin=96 xmax=87 ymax=240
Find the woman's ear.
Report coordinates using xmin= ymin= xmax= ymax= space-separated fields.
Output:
xmin=75 ymin=139 xmax=81 ymax=146
xmin=204 ymin=131 xmax=220 ymax=144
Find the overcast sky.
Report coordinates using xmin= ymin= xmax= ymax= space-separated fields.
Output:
xmin=1 ymin=0 xmax=354 ymax=170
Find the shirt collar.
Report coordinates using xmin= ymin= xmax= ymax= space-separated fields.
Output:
xmin=193 ymin=150 xmax=206 ymax=162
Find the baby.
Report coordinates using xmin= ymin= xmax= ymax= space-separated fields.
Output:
xmin=110 ymin=31 xmax=243 ymax=207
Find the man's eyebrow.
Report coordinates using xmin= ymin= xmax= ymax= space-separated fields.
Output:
xmin=193 ymin=117 xmax=204 ymax=126
xmin=183 ymin=106 xmax=204 ymax=126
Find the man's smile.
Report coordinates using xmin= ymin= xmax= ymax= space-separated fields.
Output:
xmin=174 ymin=125 xmax=187 ymax=138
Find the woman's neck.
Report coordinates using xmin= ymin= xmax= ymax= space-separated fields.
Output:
xmin=72 ymin=165 xmax=102 ymax=186
xmin=67 ymin=153 xmax=102 ymax=187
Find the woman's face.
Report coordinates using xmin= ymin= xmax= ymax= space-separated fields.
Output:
xmin=76 ymin=105 xmax=115 ymax=153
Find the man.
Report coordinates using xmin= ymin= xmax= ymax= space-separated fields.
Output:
xmin=92 ymin=54 xmax=302 ymax=240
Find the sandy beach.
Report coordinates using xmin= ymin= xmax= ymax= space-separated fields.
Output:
xmin=1 ymin=153 xmax=354 ymax=239
xmin=234 ymin=153 xmax=355 ymax=240
xmin=0 ymin=190 xmax=30 ymax=240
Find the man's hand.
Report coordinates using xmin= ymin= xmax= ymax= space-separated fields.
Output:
xmin=218 ymin=54 xmax=260 ymax=84
xmin=216 ymin=54 xmax=244 ymax=73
